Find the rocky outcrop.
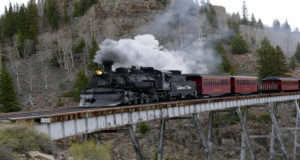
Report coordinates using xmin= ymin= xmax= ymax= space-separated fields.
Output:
xmin=26 ymin=151 xmax=55 ymax=160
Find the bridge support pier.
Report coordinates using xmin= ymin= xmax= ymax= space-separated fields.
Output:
xmin=193 ymin=113 xmax=212 ymax=160
xmin=267 ymin=103 xmax=288 ymax=160
xmin=236 ymin=107 xmax=256 ymax=160
xmin=294 ymin=100 xmax=300 ymax=160
xmin=158 ymin=118 xmax=166 ymax=160
xmin=128 ymin=124 xmax=144 ymax=160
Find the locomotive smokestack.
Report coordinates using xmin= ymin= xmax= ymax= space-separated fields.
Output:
xmin=103 ymin=61 xmax=113 ymax=73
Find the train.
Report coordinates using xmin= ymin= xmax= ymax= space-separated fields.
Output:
xmin=79 ymin=61 xmax=300 ymax=107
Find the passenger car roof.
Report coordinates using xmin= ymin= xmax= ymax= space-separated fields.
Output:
xmin=262 ymin=77 xmax=298 ymax=81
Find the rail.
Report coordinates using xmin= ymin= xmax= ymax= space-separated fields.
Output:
xmin=1 ymin=92 xmax=300 ymax=123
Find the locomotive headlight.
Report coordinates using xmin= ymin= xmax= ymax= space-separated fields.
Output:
xmin=95 ymin=70 xmax=102 ymax=76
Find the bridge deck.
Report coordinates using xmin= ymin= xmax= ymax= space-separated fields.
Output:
xmin=1 ymin=92 xmax=299 ymax=140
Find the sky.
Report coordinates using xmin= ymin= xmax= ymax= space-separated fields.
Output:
xmin=1 ymin=0 xmax=300 ymax=30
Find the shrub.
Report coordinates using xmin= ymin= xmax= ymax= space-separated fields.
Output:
xmin=0 ymin=142 xmax=16 ymax=160
xmin=63 ymin=89 xmax=80 ymax=102
xmin=139 ymin=122 xmax=149 ymax=134
xmin=57 ymin=97 xmax=64 ymax=107
xmin=0 ymin=125 xmax=55 ymax=154
xmin=250 ymin=114 xmax=280 ymax=124
xmin=73 ymin=38 xmax=86 ymax=54
xmin=70 ymin=140 xmax=110 ymax=160
xmin=231 ymin=34 xmax=249 ymax=54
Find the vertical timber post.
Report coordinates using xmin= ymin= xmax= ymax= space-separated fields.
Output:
xmin=193 ymin=113 xmax=212 ymax=160
xmin=270 ymin=104 xmax=277 ymax=160
xmin=294 ymin=100 xmax=300 ymax=160
xmin=158 ymin=118 xmax=166 ymax=160
xmin=207 ymin=111 xmax=213 ymax=155
xmin=240 ymin=108 xmax=248 ymax=160
xmin=128 ymin=124 xmax=144 ymax=160
xmin=236 ymin=107 xmax=256 ymax=160
xmin=267 ymin=103 xmax=288 ymax=160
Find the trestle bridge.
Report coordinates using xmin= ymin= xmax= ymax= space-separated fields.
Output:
xmin=1 ymin=92 xmax=300 ymax=160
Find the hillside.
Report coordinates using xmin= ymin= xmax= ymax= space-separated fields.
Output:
xmin=0 ymin=0 xmax=299 ymax=110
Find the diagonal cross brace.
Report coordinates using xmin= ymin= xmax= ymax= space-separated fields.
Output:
xmin=267 ymin=103 xmax=288 ymax=160
xmin=128 ymin=124 xmax=144 ymax=160
xmin=193 ymin=113 xmax=212 ymax=160
xmin=236 ymin=107 xmax=256 ymax=160
xmin=293 ymin=100 xmax=300 ymax=160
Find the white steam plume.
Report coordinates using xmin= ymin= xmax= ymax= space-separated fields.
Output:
xmin=94 ymin=34 xmax=220 ymax=73
xmin=94 ymin=0 xmax=222 ymax=74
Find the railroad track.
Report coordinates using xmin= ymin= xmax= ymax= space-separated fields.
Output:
xmin=0 ymin=92 xmax=299 ymax=121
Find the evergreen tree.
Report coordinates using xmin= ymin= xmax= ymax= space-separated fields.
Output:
xmin=73 ymin=69 xmax=89 ymax=101
xmin=44 ymin=0 xmax=61 ymax=30
xmin=228 ymin=13 xmax=240 ymax=33
xmin=290 ymin=56 xmax=297 ymax=70
xmin=231 ymin=34 xmax=249 ymax=54
xmin=273 ymin=45 xmax=288 ymax=76
xmin=257 ymin=38 xmax=288 ymax=79
xmin=250 ymin=14 xmax=257 ymax=27
xmin=282 ymin=19 xmax=291 ymax=32
xmin=63 ymin=2 xmax=70 ymax=24
xmin=16 ymin=29 xmax=25 ymax=57
xmin=272 ymin=19 xmax=281 ymax=30
xmin=73 ymin=0 xmax=98 ymax=17
xmin=257 ymin=38 xmax=275 ymax=79
xmin=88 ymin=36 xmax=101 ymax=71
xmin=294 ymin=43 xmax=300 ymax=62
xmin=3 ymin=4 xmax=17 ymax=38
xmin=205 ymin=4 xmax=218 ymax=28
xmin=257 ymin=19 xmax=264 ymax=29
xmin=216 ymin=43 xmax=236 ymax=75
xmin=241 ymin=1 xmax=249 ymax=25
xmin=0 ymin=63 xmax=20 ymax=112
xmin=73 ymin=1 xmax=80 ymax=17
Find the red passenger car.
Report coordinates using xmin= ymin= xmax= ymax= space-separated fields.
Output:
xmin=186 ymin=74 xmax=231 ymax=96
xmin=231 ymin=76 xmax=258 ymax=94
xmin=262 ymin=77 xmax=299 ymax=91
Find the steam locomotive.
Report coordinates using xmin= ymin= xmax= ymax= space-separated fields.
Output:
xmin=79 ymin=61 xmax=300 ymax=107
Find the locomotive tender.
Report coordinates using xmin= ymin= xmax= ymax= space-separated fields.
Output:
xmin=80 ymin=61 xmax=300 ymax=107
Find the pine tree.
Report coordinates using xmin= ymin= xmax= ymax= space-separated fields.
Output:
xmin=241 ymin=1 xmax=248 ymax=25
xmin=257 ymin=19 xmax=264 ymax=29
xmin=272 ymin=19 xmax=281 ymax=30
xmin=231 ymin=34 xmax=249 ymax=54
xmin=257 ymin=38 xmax=288 ymax=79
xmin=16 ymin=29 xmax=25 ymax=57
xmin=282 ymin=19 xmax=291 ymax=32
xmin=205 ymin=4 xmax=218 ymax=28
xmin=228 ymin=13 xmax=240 ymax=33
xmin=294 ymin=43 xmax=300 ymax=62
xmin=44 ymin=0 xmax=61 ymax=30
xmin=273 ymin=45 xmax=288 ymax=76
xmin=257 ymin=38 xmax=275 ymax=79
xmin=290 ymin=56 xmax=297 ymax=70
xmin=0 ymin=63 xmax=20 ymax=112
xmin=88 ymin=36 xmax=101 ymax=71
xmin=63 ymin=2 xmax=70 ymax=24
xmin=216 ymin=43 xmax=236 ymax=75
xmin=250 ymin=14 xmax=257 ymax=27
xmin=72 ymin=69 xmax=90 ymax=101
xmin=73 ymin=1 xmax=80 ymax=17
xmin=3 ymin=4 xmax=17 ymax=38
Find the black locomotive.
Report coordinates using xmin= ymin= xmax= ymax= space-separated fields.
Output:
xmin=80 ymin=61 xmax=197 ymax=107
